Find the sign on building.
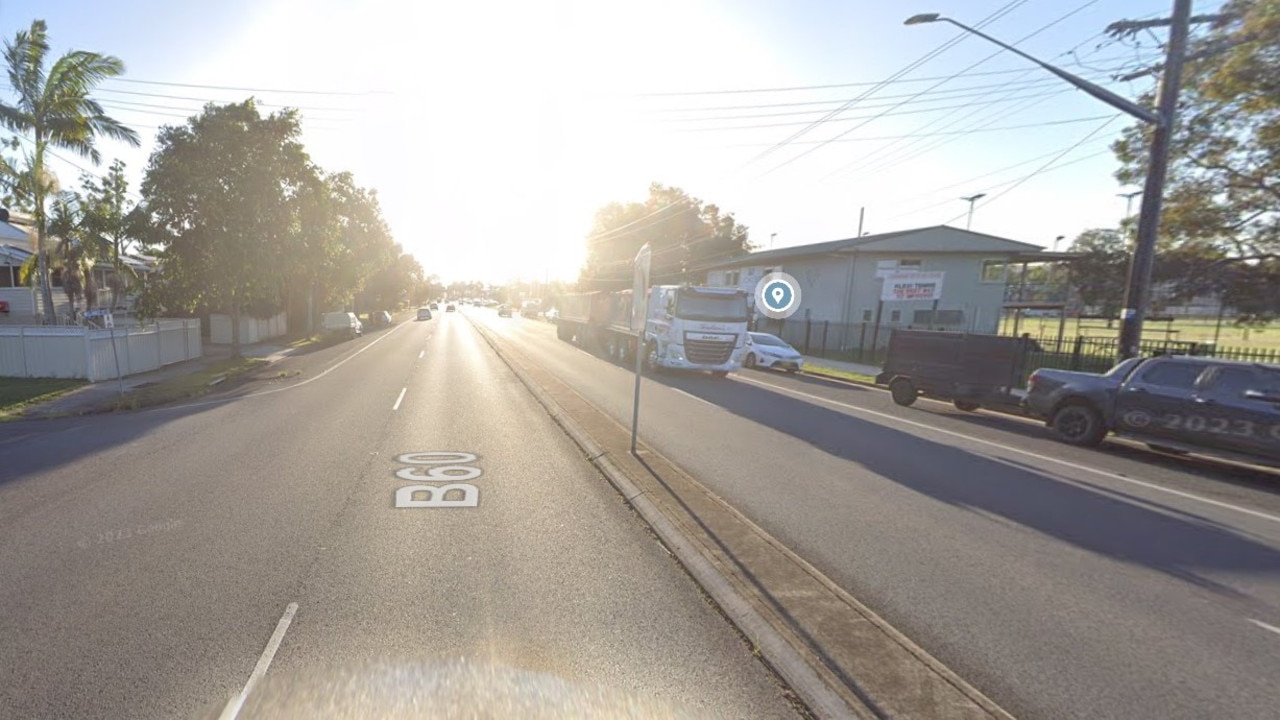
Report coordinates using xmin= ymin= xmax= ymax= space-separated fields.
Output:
xmin=881 ymin=271 xmax=945 ymax=302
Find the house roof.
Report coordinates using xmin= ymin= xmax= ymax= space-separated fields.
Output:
xmin=695 ymin=225 xmax=1046 ymax=271
xmin=0 ymin=219 xmax=30 ymax=245
xmin=0 ymin=243 xmax=33 ymax=265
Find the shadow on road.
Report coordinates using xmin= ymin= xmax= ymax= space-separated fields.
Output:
xmin=654 ymin=372 xmax=1280 ymax=603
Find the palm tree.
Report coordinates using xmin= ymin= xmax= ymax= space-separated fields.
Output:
xmin=0 ymin=20 xmax=139 ymax=324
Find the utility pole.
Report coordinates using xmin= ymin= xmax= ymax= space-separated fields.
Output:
xmin=1117 ymin=0 xmax=1192 ymax=359
xmin=961 ymin=193 xmax=986 ymax=230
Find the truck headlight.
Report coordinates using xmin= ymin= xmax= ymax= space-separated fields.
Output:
xmin=667 ymin=346 xmax=685 ymax=361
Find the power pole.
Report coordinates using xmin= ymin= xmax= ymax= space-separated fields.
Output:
xmin=1117 ymin=0 xmax=1192 ymax=360
xmin=961 ymin=193 xmax=986 ymax=230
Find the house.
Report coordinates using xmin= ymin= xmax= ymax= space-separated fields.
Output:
xmin=697 ymin=225 xmax=1074 ymax=339
xmin=0 ymin=211 xmax=158 ymax=324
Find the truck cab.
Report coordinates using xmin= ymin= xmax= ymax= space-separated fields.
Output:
xmin=643 ymin=286 xmax=750 ymax=375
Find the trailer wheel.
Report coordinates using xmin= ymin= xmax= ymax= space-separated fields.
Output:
xmin=954 ymin=400 xmax=980 ymax=412
xmin=1051 ymin=402 xmax=1107 ymax=447
xmin=889 ymin=377 xmax=917 ymax=407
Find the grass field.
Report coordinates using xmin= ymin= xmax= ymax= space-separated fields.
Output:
xmin=998 ymin=315 xmax=1280 ymax=350
xmin=0 ymin=377 xmax=86 ymax=419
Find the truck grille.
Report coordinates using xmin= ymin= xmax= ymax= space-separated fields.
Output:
xmin=684 ymin=338 xmax=735 ymax=364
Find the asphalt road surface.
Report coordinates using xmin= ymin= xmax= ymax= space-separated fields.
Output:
xmin=0 ymin=313 xmax=800 ymax=720
xmin=478 ymin=308 xmax=1280 ymax=720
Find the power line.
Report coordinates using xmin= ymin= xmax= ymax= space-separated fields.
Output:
xmin=740 ymin=0 xmax=1031 ymax=168
xmin=103 ymin=77 xmax=390 ymax=97
xmin=761 ymin=0 xmax=1104 ymax=177
xmin=714 ymin=114 xmax=1115 ymax=146
xmin=939 ymin=114 xmax=1125 ymax=225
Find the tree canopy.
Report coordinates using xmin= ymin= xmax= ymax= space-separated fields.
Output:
xmin=579 ymin=183 xmax=752 ymax=290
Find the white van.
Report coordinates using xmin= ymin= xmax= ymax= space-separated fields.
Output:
xmin=322 ymin=311 xmax=362 ymax=340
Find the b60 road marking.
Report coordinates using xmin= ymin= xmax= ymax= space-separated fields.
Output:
xmin=394 ymin=452 xmax=481 ymax=508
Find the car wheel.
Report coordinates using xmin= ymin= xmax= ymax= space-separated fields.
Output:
xmin=744 ymin=354 xmax=756 ymax=369
xmin=1051 ymin=402 xmax=1107 ymax=447
xmin=954 ymin=400 xmax=980 ymax=412
xmin=889 ymin=377 xmax=917 ymax=407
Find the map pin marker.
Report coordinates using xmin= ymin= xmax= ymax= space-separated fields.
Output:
xmin=771 ymin=287 xmax=785 ymax=304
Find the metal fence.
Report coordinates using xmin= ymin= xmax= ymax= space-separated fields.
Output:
xmin=750 ymin=317 xmax=951 ymax=366
xmin=0 ymin=319 xmax=202 ymax=381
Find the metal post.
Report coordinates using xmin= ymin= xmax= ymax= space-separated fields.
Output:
xmin=19 ymin=326 xmax=27 ymax=377
xmin=857 ymin=207 xmax=865 ymax=237
xmin=110 ymin=322 xmax=123 ymax=394
xmin=1117 ymin=0 xmax=1193 ymax=360
xmin=821 ymin=320 xmax=830 ymax=357
xmin=869 ymin=300 xmax=885 ymax=363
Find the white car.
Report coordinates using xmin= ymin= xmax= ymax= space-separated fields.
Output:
xmin=744 ymin=332 xmax=804 ymax=373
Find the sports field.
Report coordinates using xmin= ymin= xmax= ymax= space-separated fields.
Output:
xmin=999 ymin=315 xmax=1280 ymax=350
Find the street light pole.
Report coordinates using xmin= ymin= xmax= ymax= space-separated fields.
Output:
xmin=961 ymin=193 xmax=986 ymax=230
xmin=906 ymin=1 xmax=1193 ymax=359
xmin=1117 ymin=190 xmax=1143 ymax=220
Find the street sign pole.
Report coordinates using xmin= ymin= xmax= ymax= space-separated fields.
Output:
xmin=630 ymin=243 xmax=652 ymax=455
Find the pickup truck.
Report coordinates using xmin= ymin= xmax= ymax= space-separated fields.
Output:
xmin=1023 ymin=355 xmax=1280 ymax=469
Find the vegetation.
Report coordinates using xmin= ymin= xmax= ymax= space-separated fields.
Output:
xmin=106 ymin=357 xmax=266 ymax=411
xmin=579 ymin=183 xmax=753 ymax=290
xmin=0 ymin=377 xmax=85 ymax=418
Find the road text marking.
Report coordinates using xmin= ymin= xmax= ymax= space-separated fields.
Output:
xmin=734 ymin=375 xmax=1280 ymax=527
xmin=395 ymin=452 xmax=481 ymax=508
xmin=219 ymin=602 xmax=298 ymax=720
xmin=393 ymin=387 xmax=407 ymax=411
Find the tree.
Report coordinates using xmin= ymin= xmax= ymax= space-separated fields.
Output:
xmin=78 ymin=159 xmax=135 ymax=309
xmin=0 ymin=19 xmax=140 ymax=324
xmin=1066 ymin=229 xmax=1130 ymax=319
xmin=580 ymin=183 xmax=752 ymax=290
xmin=136 ymin=100 xmax=309 ymax=356
xmin=1112 ymin=0 xmax=1280 ymax=255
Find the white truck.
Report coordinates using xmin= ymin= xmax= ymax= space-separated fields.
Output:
xmin=556 ymin=285 xmax=750 ymax=377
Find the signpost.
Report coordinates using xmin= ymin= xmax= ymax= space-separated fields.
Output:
xmin=871 ymin=271 xmax=947 ymax=359
xmin=630 ymin=243 xmax=651 ymax=454
xmin=85 ymin=309 xmax=124 ymax=394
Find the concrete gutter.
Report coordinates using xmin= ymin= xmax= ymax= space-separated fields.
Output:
xmin=469 ymin=316 xmax=1017 ymax=720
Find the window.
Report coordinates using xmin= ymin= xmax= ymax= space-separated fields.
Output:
xmin=862 ymin=309 xmax=873 ymax=322
xmin=898 ymin=259 xmax=922 ymax=269
xmin=1137 ymin=360 xmax=1206 ymax=390
xmin=0 ymin=266 xmax=13 ymax=288
xmin=724 ymin=270 xmax=740 ymax=286
xmin=913 ymin=309 xmax=964 ymax=325
xmin=889 ymin=309 xmax=901 ymax=323
xmin=980 ymin=260 xmax=1007 ymax=283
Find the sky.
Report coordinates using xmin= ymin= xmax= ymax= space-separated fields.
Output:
xmin=1 ymin=0 xmax=1221 ymax=284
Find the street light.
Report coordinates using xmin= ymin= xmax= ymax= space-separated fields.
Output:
xmin=907 ymin=3 xmax=1193 ymax=359
xmin=961 ymin=193 xmax=986 ymax=230
xmin=1117 ymin=190 xmax=1143 ymax=220
xmin=770 ymin=232 xmax=778 ymax=249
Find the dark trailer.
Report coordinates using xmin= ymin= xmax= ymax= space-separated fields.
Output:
xmin=875 ymin=329 xmax=1033 ymax=412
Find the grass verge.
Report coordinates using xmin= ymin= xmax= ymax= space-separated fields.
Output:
xmin=0 ymin=378 xmax=88 ymax=419
xmin=803 ymin=365 xmax=878 ymax=385
xmin=107 ymin=357 xmax=268 ymax=411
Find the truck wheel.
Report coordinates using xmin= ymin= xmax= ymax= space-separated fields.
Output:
xmin=1051 ymin=402 xmax=1107 ymax=447
xmin=954 ymin=400 xmax=980 ymax=412
xmin=643 ymin=342 xmax=661 ymax=374
xmin=889 ymin=377 xmax=917 ymax=407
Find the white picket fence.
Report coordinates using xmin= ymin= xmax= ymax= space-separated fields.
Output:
xmin=0 ymin=319 xmax=202 ymax=382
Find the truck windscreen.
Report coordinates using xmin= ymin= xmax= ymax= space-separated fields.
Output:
xmin=676 ymin=292 xmax=749 ymax=322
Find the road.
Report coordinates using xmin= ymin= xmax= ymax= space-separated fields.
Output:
xmin=0 ymin=313 xmax=801 ymax=719
xmin=476 ymin=308 xmax=1280 ymax=720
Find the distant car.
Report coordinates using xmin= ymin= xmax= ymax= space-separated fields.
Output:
xmin=322 ymin=311 xmax=362 ymax=340
xmin=429 ymin=302 xmax=439 ymax=310
xmin=744 ymin=332 xmax=804 ymax=373
xmin=375 ymin=310 xmax=393 ymax=326
xmin=417 ymin=307 xmax=433 ymax=321
xmin=497 ymin=305 xmax=512 ymax=318
xmin=446 ymin=304 xmax=456 ymax=312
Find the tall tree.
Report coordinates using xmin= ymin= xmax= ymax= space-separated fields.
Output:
xmin=1112 ymin=0 xmax=1280 ymax=255
xmin=78 ymin=159 xmax=134 ymax=309
xmin=0 ymin=19 xmax=140 ymax=324
xmin=580 ymin=183 xmax=752 ymax=290
xmin=136 ymin=99 xmax=309 ymax=356
xmin=1066 ymin=229 xmax=1130 ymax=319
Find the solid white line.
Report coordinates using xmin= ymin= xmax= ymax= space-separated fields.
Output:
xmin=393 ymin=387 xmax=407 ymax=411
xmin=1249 ymin=618 xmax=1280 ymax=636
xmin=219 ymin=602 xmax=298 ymax=720
xmin=734 ymin=374 xmax=1280 ymax=526
xmin=673 ymin=387 xmax=716 ymax=408
xmin=418 ymin=350 xmax=424 ymax=359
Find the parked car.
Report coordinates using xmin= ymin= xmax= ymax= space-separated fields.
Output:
xmin=429 ymin=302 xmax=439 ymax=311
xmin=497 ymin=305 xmax=512 ymax=318
xmin=744 ymin=332 xmax=804 ymax=374
xmin=1024 ymin=354 xmax=1280 ymax=468
xmin=417 ymin=307 xmax=433 ymax=321
xmin=322 ymin=311 xmax=362 ymax=340
xmin=374 ymin=310 xmax=393 ymax=327
xmin=446 ymin=303 xmax=456 ymax=312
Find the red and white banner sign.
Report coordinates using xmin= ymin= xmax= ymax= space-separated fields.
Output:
xmin=881 ymin=271 xmax=945 ymax=302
